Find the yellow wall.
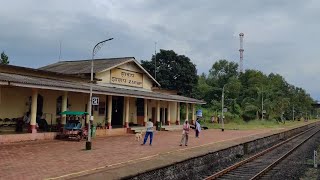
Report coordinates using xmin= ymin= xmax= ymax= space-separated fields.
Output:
xmin=143 ymin=75 xmax=153 ymax=90
xmin=91 ymin=94 xmax=107 ymax=125
xmin=146 ymin=100 xmax=177 ymax=124
xmin=129 ymin=97 xmax=137 ymax=123
xmin=38 ymin=89 xmax=63 ymax=124
xmin=0 ymin=85 xmax=179 ymax=127
xmin=96 ymin=70 xmax=111 ymax=84
xmin=95 ymin=62 xmax=154 ymax=90
xmin=0 ymin=86 xmax=31 ymax=119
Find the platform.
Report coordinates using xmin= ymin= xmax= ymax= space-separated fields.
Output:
xmin=0 ymin=121 xmax=317 ymax=180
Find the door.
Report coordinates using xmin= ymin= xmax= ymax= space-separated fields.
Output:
xmin=152 ymin=107 xmax=156 ymax=124
xmin=111 ymin=96 xmax=124 ymax=128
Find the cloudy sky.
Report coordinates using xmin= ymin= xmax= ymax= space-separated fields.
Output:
xmin=0 ymin=0 xmax=320 ymax=99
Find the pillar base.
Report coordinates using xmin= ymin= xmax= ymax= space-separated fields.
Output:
xmin=124 ymin=122 xmax=129 ymax=128
xmin=107 ymin=122 xmax=112 ymax=129
xmin=166 ymin=121 xmax=170 ymax=126
xmin=176 ymin=120 xmax=180 ymax=125
xmin=143 ymin=121 xmax=147 ymax=126
xmin=30 ymin=125 xmax=37 ymax=134
xmin=86 ymin=141 xmax=92 ymax=150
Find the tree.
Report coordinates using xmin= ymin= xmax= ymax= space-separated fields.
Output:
xmin=0 ymin=52 xmax=9 ymax=65
xmin=207 ymin=59 xmax=239 ymax=87
xmin=141 ymin=49 xmax=198 ymax=97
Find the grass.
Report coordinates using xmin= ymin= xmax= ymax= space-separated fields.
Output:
xmin=202 ymin=119 xmax=319 ymax=130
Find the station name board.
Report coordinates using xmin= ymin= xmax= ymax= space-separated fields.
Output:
xmin=110 ymin=68 xmax=143 ymax=88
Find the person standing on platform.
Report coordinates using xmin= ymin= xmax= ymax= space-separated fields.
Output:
xmin=180 ymin=120 xmax=190 ymax=146
xmin=195 ymin=119 xmax=201 ymax=138
xmin=142 ymin=119 xmax=154 ymax=146
xmin=211 ymin=115 xmax=215 ymax=124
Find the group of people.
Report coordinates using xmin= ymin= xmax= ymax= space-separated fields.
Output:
xmin=211 ymin=115 xmax=224 ymax=124
xmin=180 ymin=118 xmax=201 ymax=146
xmin=140 ymin=118 xmax=202 ymax=147
xmin=21 ymin=112 xmax=48 ymax=132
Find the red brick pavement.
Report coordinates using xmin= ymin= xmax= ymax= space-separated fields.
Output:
xmin=0 ymin=128 xmax=272 ymax=180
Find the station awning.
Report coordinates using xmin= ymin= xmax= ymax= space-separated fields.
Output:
xmin=0 ymin=72 xmax=206 ymax=104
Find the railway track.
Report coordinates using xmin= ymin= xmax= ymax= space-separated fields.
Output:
xmin=204 ymin=125 xmax=320 ymax=180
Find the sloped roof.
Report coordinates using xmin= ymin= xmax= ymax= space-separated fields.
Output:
xmin=39 ymin=57 xmax=133 ymax=74
xmin=0 ymin=72 xmax=205 ymax=104
xmin=39 ymin=57 xmax=160 ymax=86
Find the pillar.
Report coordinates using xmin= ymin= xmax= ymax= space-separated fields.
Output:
xmin=186 ymin=103 xmax=189 ymax=121
xmin=192 ymin=104 xmax=195 ymax=125
xmin=107 ymin=95 xmax=112 ymax=129
xmin=144 ymin=99 xmax=148 ymax=126
xmin=156 ymin=100 xmax=160 ymax=123
xmin=176 ymin=102 xmax=180 ymax=125
xmin=61 ymin=91 xmax=68 ymax=125
xmin=162 ymin=107 xmax=165 ymax=125
xmin=124 ymin=97 xmax=129 ymax=128
xmin=30 ymin=89 xmax=38 ymax=133
xmin=86 ymin=98 xmax=90 ymax=124
xmin=167 ymin=102 xmax=171 ymax=125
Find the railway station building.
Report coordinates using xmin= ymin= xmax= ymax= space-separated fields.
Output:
xmin=0 ymin=57 xmax=205 ymax=137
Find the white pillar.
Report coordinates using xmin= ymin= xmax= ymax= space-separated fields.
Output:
xmin=186 ymin=103 xmax=189 ymax=121
xmin=192 ymin=104 xmax=195 ymax=125
xmin=86 ymin=98 xmax=90 ymax=124
xmin=30 ymin=89 xmax=38 ymax=133
xmin=125 ymin=97 xmax=129 ymax=128
xmin=144 ymin=99 xmax=148 ymax=126
xmin=167 ymin=102 xmax=171 ymax=125
xmin=107 ymin=95 xmax=112 ymax=129
xmin=61 ymin=91 xmax=68 ymax=125
xmin=176 ymin=102 xmax=180 ymax=125
xmin=156 ymin=101 xmax=160 ymax=122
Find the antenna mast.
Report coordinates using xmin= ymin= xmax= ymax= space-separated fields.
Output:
xmin=239 ymin=33 xmax=244 ymax=73
xmin=154 ymin=42 xmax=157 ymax=80
xmin=59 ymin=40 xmax=62 ymax=61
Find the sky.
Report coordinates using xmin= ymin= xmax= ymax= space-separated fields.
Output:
xmin=0 ymin=0 xmax=320 ymax=100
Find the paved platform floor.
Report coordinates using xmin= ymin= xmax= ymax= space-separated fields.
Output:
xmin=0 ymin=127 xmax=289 ymax=180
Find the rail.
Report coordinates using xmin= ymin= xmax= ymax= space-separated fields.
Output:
xmin=204 ymin=125 xmax=320 ymax=180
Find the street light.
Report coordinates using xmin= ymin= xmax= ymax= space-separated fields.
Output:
xmin=221 ymin=84 xmax=228 ymax=132
xmin=86 ymin=38 xmax=113 ymax=150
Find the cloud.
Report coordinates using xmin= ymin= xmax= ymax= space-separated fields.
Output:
xmin=0 ymin=0 xmax=320 ymax=99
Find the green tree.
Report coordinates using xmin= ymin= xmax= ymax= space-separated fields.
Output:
xmin=207 ymin=59 xmax=239 ymax=87
xmin=141 ymin=49 xmax=198 ymax=97
xmin=0 ymin=52 xmax=9 ymax=65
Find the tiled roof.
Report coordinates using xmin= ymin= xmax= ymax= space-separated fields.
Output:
xmin=39 ymin=57 xmax=134 ymax=74
xmin=0 ymin=72 xmax=205 ymax=104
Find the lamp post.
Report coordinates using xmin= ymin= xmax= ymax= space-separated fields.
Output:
xmin=86 ymin=38 xmax=113 ymax=150
xmin=221 ymin=84 xmax=227 ymax=132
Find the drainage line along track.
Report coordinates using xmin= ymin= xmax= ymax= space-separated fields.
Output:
xmin=204 ymin=125 xmax=320 ymax=180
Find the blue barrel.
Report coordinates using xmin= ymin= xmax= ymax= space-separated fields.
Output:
xmin=196 ymin=110 xmax=203 ymax=117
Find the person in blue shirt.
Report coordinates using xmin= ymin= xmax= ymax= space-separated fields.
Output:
xmin=195 ymin=118 xmax=201 ymax=138
xmin=141 ymin=119 xmax=154 ymax=145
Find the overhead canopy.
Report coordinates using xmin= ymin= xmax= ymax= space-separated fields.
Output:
xmin=0 ymin=72 xmax=206 ymax=104
xmin=60 ymin=111 xmax=88 ymax=115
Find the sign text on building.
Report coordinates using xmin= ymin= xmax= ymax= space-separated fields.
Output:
xmin=111 ymin=68 xmax=143 ymax=88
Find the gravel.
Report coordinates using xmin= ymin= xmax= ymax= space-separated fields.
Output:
xmin=261 ymin=130 xmax=320 ymax=180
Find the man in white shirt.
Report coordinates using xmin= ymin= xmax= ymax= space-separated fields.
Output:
xmin=195 ymin=119 xmax=201 ymax=138
xmin=142 ymin=119 xmax=154 ymax=145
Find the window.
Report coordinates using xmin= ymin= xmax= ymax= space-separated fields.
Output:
xmin=99 ymin=102 xmax=106 ymax=116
